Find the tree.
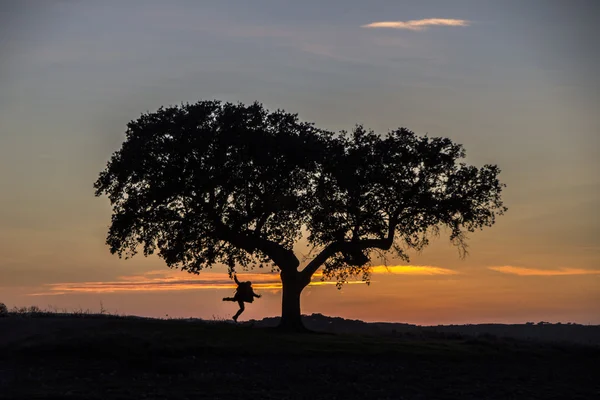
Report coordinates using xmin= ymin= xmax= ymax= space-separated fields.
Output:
xmin=95 ymin=100 xmax=506 ymax=331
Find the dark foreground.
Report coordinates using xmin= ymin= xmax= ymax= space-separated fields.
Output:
xmin=1 ymin=316 xmax=598 ymax=399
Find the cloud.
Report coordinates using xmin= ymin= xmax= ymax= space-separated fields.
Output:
xmin=489 ymin=266 xmax=600 ymax=276
xmin=27 ymin=270 xmax=350 ymax=296
xmin=362 ymin=18 xmax=470 ymax=31
xmin=369 ymin=265 xmax=459 ymax=275
xmin=310 ymin=265 xmax=457 ymax=279
xmin=29 ymin=265 xmax=457 ymax=295
xmin=29 ymin=270 xmax=281 ymax=296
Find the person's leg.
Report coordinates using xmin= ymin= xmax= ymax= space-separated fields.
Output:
xmin=232 ymin=301 xmax=245 ymax=322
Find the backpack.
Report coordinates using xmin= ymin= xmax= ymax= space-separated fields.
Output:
xmin=236 ymin=281 xmax=254 ymax=303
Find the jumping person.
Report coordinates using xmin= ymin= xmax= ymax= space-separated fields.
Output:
xmin=222 ymin=274 xmax=261 ymax=322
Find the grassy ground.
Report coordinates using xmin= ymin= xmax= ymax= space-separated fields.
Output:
xmin=1 ymin=313 xmax=598 ymax=399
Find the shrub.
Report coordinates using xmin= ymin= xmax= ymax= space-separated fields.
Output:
xmin=28 ymin=305 xmax=42 ymax=314
xmin=0 ymin=302 xmax=7 ymax=316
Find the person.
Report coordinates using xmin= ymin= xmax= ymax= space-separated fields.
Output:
xmin=222 ymin=274 xmax=261 ymax=322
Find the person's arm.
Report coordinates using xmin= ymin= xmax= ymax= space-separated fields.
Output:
xmin=253 ymin=291 xmax=261 ymax=298
xmin=234 ymin=275 xmax=240 ymax=285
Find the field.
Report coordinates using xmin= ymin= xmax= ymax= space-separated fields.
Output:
xmin=1 ymin=314 xmax=598 ymax=399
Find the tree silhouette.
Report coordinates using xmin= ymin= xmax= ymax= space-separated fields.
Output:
xmin=94 ymin=100 xmax=506 ymax=331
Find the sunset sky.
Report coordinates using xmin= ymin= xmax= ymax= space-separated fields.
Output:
xmin=1 ymin=0 xmax=598 ymax=325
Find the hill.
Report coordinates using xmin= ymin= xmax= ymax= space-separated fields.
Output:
xmin=0 ymin=313 xmax=598 ymax=399
xmin=251 ymin=313 xmax=600 ymax=346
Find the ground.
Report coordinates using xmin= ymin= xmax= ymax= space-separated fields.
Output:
xmin=0 ymin=314 xmax=598 ymax=399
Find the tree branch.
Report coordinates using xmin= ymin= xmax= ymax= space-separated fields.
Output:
xmin=299 ymin=242 xmax=341 ymax=282
xmin=255 ymin=212 xmax=269 ymax=235
xmin=215 ymin=223 xmax=300 ymax=271
xmin=300 ymin=214 xmax=398 ymax=281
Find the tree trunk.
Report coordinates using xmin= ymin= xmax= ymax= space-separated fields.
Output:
xmin=278 ymin=270 xmax=308 ymax=332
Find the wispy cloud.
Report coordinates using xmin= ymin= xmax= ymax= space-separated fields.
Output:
xmin=369 ymin=265 xmax=459 ymax=275
xmin=29 ymin=265 xmax=457 ymax=295
xmin=489 ymin=266 xmax=600 ymax=276
xmin=29 ymin=271 xmax=281 ymax=296
xmin=28 ymin=270 xmax=361 ymax=296
xmin=362 ymin=18 xmax=470 ymax=31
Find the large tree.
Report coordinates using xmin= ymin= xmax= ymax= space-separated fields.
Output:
xmin=95 ymin=100 xmax=506 ymax=330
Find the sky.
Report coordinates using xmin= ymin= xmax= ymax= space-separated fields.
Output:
xmin=0 ymin=0 xmax=598 ymax=325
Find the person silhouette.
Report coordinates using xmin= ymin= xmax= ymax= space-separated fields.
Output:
xmin=222 ymin=274 xmax=261 ymax=322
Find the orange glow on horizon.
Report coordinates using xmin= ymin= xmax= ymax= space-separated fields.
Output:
xmin=27 ymin=265 xmax=455 ymax=296
xmin=369 ymin=265 xmax=459 ymax=275
xmin=489 ymin=266 xmax=600 ymax=276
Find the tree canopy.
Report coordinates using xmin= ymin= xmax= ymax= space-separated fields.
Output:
xmin=95 ymin=100 xmax=506 ymax=330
